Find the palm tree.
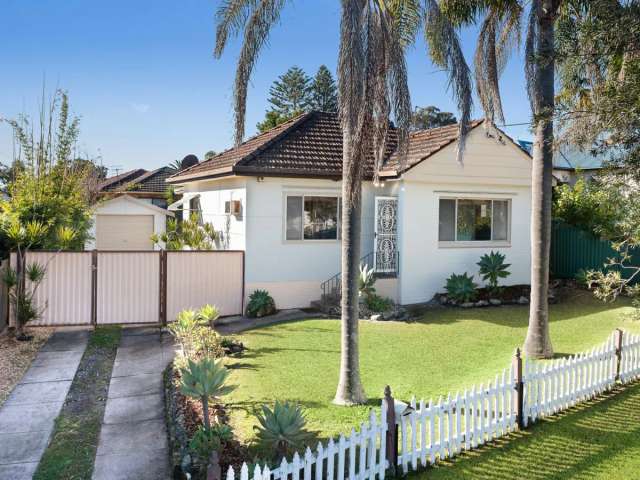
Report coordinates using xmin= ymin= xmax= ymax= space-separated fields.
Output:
xmin=214 ymin=0 xmax=472 ymax=404
xmin=442 ymin=0 xmax=560 ymax=358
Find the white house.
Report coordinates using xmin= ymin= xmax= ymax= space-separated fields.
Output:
xmin=167 ymin=112 xmax=533 ymax=309
xmin=87 ymin=167 xmax=175 ymax=250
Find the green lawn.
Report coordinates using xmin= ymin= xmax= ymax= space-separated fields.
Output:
xmin=418 ymin=381 xmax=640 ymax=480
xmin=225 ymin=293 xmax=640 ymax=444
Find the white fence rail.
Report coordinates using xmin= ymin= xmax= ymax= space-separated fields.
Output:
xmin=522 ymin=334 xmax=618 ymax=426
xmin=227 ymin=330 xmax=640 ymax=480
xmin=227 ymin=406 xmax=389 ymax=480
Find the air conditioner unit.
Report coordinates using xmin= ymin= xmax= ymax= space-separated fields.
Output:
xmin=225 ymin=200 xmax=242 ymax=215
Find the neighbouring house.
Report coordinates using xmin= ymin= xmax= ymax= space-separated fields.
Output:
xmin=518 ymin=139 xmax=609 ymax=185
xmin=86 ymin=167 xmax=176 ymax=250
xmin=167 ymin=111 xmax=533 ymax=309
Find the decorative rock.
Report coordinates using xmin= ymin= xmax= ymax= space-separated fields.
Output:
xmin=489 ymin=298 xmax=502 ymax=306
xmin=460 ymin=302 xmax=475 ymax=308
xmin=370 ymin=314 xmax=382 ymax=322
xmin=517 ymin=296 xmax=529 ymax=305
xmin=476 ymin=300 xmax=489 ymax=307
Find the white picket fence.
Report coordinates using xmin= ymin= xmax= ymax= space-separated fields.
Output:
xmin=226 ymin=330 xmax=640 ymax=480
xmin=396 ymin=367 xmax=518 ymax=475
xmin=226 ymin=407 xmax=389 ymax=480
xmin=522 ymin=333 xmax=619 ymax=426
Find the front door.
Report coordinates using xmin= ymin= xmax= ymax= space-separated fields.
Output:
xmin=374 ymin=197 xmax=398 ymax=274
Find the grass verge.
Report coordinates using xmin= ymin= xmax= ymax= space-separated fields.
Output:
xmin=417 ymin=381 xmax=640 ymax=480
xmin=34 ymin=326 xmax=121 ymax=480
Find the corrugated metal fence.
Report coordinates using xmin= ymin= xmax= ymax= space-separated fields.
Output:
xmin=550 ymin=222 xmax=639 ymax=281
xmin=9 ymin=250 xmax=244 ymax=327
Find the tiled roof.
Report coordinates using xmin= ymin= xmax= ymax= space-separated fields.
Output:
xmin=100 ymin=167 xmax=175 ymax=194
xmin=99 ymin=169 xmax=147 ymax=191
xmin=168 ymin=112 xmax=485 ymax=183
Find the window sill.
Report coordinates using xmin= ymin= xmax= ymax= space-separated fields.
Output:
xmin=283 ymin=239 xmax=340 ymax=244
xmin=438 ymin=241 xmax=512 ymax=249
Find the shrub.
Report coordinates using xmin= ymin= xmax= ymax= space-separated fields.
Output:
xmin=189 ymin=424 xmax=234 ymax=464
xmin=254 ymin=401 xmax=313 ymax=459
xmin=179 ymin=357 xmax=235 ymax=430
xmin=358 ymin=263 xmax=376 ymax=299
xmin=246 ymin=290 xmax=276 ymax=318
xmin=365 ymin=294 xmax=393 ymax=313
xmin=169 ymin=306 xmax=223 ymax=363
xmin=444 ymin=272 xmax=478 ymax=303
xmin=477 ymin=251 xmax=511 ymax=295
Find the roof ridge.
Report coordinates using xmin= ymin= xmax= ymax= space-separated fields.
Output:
xmin=236 ymin=111 xmax=316 ymax=167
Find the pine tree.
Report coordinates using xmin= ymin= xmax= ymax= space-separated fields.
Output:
xmin=310 ymin=65 xmax=338 ymax=112
xmin=266 ymin=66 xmax=312 ymax=115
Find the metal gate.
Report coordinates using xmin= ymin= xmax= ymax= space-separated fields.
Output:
xmin=10 ymin=250 xmax=245 ymax=326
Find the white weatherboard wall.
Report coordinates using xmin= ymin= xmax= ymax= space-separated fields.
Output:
xmin=86 ymin=195 xmax=169 ymax=250
xmin=181 ymin=177 xmax=247 ymax=250
xmin=397 ymin=127 xmax=533 ymax=304
xmin=244 ymin=177 xmax=394 ymax=309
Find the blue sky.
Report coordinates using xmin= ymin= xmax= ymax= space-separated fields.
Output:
xmin=0 ymin=0 xmax=532 ymax=173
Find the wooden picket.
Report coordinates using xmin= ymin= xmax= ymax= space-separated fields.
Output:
xmin=226 ymin=405 xmax=388 ymax=480
xmin=523 ymin=333 xmax=618 ymax=424
xmin=395 ymin=365 xmax=517 ymax=474
xmin=226 ymin=329 xmax=640 ymax=480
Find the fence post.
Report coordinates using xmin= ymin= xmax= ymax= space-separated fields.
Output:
xmin=91 ymin=250 xmax=98 ymax=327
xmin=512 ymin=348 xmax=525 ymax=429
xmin=615 ymin=328 xmax=624 ymax=382
xmin=206 ymin=450 xmax=222 ymax=480
xmin=383 ymin=385 xmax=398 ymax=476
xmin=159 ymin=250 xmax=167 ymax=327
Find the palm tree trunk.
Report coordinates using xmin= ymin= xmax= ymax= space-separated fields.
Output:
xmin=334 ymin=133 xmax=367 ymax=405
xmin=524 ymin=0 xmax=557 ymax=359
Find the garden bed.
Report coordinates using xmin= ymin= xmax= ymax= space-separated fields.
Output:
xmin=164 ymin=362 xmax=248 ymax=480
xmin=0 ymin=326 xmax=54 ymax=407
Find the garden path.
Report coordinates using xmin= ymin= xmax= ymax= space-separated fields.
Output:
xmin=0 ymin=329 xmax=89 ymax=480
xmin=92 ymin=327 xmax=174 ymax=480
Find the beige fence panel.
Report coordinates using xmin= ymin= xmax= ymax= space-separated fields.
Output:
xmin=97 ymin=251 xmax=160 ymax=324
xmin=26 ymin=251 xmax=93 ymax=326
xmin=166 ymin=251 xmax=244 ymax=320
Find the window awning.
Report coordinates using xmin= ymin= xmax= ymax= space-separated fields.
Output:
xmin=168 ymin=194 xmax=200 ymax=211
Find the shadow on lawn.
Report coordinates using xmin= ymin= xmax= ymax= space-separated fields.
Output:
xmin=418 ymin=382 xmax=640 ymax=480
xmin=416 ymin=294 xmax=627 ymax=328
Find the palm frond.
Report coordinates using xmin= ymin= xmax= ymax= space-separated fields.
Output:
xmin=475 ymin=10 xmax=504 ymax=124
xmin=214 ymin=0 xmax=258 ymax=58
xmin=424 ymin=0 xmax=472 ymax=164
xmin=232 ymin=0 xmax=287 ymax=146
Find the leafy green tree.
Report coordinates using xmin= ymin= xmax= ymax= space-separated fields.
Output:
xmin=215 ymin=0 xmax=472 ymax=405
xmin=555 ymin=0 xmax=640 ymax=183
xmin=267 ymin=66 xmax=312 ymax=115
xmin=204 ymin=150 xmax=217 ymax=160
xmin=310 ymin=65 xmax=338 ymax=112
xmin=410 ymin=105 xmax=457 ymax=131
xmin=256 ymin=109 xmax=299 ymax=133
xmin=1 ymin=90 xmax=96 ymax=251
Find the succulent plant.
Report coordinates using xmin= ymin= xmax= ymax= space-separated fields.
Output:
xmin=477 ymin=251 xmax=511 ymax=295
xmin=444 ymin=272 xmax=478 ymax=303
xmin=246 ymin=290 xmax=276 ymax=318
xmin=358 ymin=263 xmax=376 ymax=299
xmin=254 ymin=401 xmax=313 ymax=459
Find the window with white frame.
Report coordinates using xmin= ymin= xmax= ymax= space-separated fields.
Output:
xmin=438 ymin=198 xmax=510 ymax=243
xmin=285 ymin=195 xmax=341 ymax=241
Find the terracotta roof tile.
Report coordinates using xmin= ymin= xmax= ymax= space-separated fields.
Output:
xmin=167 ymin=112 xmax=484 ymax=183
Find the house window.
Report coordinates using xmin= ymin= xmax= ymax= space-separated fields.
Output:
xmin=439 ymin=198 xmax=510 ymax=243
xmin=285 ymin=195 xmax=341 ymax=241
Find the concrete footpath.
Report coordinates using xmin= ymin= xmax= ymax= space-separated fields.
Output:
xmin=0 ymin=329 xmax=89 ymax=480
xmin=92 ymin=327 xmax=174 ymax=480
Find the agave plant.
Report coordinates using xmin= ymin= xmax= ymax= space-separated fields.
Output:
xmin=358 ymin=263 xmax=376 ymax=299
xmin=246 ymin=290 xmax=276 ymax=318
xmin=477 ymin=251 xmax=511 ymax=295
xmin=180 ymin=357 xmax=235 ymax=430
xmin=189 ymin=423 xmax=234 ymax=463
xmin=198 ymin=304 xmax=220 ymax=326
xmin=254 ymin=401 xmax=313 ymax=459
xmin=444 ymin=272 xmax=478 ymax=304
